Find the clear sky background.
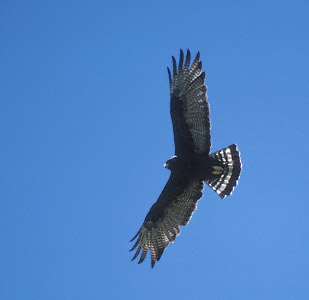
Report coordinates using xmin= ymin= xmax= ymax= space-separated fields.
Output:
xmin=1 ymin=1 xmax=309 ymax=299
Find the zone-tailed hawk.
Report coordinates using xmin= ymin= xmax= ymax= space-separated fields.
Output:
xmin=130 ymin=50 xmax=241 ymax=268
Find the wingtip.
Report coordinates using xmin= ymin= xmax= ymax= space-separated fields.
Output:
xmin=129 ymin=231 xmax=139 ymax=242
xmin=172 ymin=56 xmax=177 ymax=75
xmin=178 ymin=49 xmax=184 ymax=70
xmin=194 ymin=51 xmax=200 ymax=64
xmin=129 ymin=244 xmax=136 ymax=252
xmin=157 ymin=248 xmax=164 ymax=261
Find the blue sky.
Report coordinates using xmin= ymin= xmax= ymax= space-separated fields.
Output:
xmin=1 ymin=1 xmax=309 ymax=299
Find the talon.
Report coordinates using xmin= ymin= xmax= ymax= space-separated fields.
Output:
xmin=212 ymin=166 xmax=223 ymax=174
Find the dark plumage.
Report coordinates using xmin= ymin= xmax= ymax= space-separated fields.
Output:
xmin=130 ymin=50 xmax=242 ymax=268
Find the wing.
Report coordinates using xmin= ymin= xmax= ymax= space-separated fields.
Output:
xmin=168 ymin=49 xmax=211 ymax=156
xmin=130 ymin=173 xmax=204 ymax=268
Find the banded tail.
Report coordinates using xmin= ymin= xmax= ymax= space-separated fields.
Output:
xmin=206 ymin=144 xmax=241 ymax=199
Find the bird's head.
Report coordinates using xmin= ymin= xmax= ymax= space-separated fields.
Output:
xmin=164 ymin=156 xmax=177 ymax=170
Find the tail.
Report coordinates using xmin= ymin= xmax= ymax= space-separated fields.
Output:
xmin=205 ymin=144 xmax=241 ymax=199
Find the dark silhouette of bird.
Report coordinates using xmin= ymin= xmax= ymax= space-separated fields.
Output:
xmin=130 ymin=49 xmax=242 ymax=268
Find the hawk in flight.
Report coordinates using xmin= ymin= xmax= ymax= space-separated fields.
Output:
xmin=130 ymin=50 xmax=241 ymax=268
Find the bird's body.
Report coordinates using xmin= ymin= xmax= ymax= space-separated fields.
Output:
xmin=165 ymin=153 xmax=221 ymax=179
xmin=130 ymin=50 xmax=242 ymax=267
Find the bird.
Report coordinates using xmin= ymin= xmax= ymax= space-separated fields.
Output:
xmin=130 ymin=49 xmax=241 ymax=268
